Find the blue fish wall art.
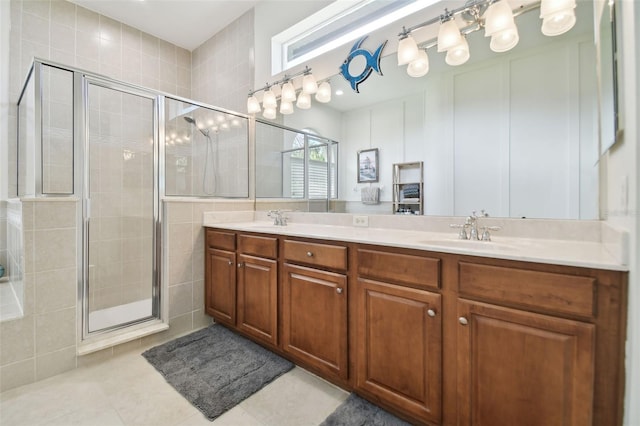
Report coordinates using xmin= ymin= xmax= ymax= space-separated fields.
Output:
xmin=340 ymin=36 xmax=387 ymax=93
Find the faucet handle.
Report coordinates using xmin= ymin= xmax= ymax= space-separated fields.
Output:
xmin=481 ymin=226 xmax=501 ymax=241
xmin=450 ymin=223 xmax=469 ymax=240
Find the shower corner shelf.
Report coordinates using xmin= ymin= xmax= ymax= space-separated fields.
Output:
xmin=392 ymin=161 xmax=424 ymax=215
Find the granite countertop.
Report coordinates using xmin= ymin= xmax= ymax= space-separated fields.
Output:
xmin=202 ymin=212 xmax=628 ymax=272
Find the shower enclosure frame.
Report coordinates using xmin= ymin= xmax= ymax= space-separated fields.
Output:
xmin=15 ymin=59 xmax=168 ymax=349
xmin=78 ymin=74 xmax=164 ymax=341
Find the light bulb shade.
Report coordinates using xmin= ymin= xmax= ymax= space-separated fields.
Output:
xmin=445 ymin=38 xmax=470 ymax=66
xmin=540 ymin=0 xmax=576 ymax=37
xmin=541 ymin=11 xmax=576 ymax=36
xmin=315 ymin=81 xmax=331 ymax=103
xmin=490 ymin=27 xmax=519 ymax=52
xmin=296 ymin=92 xmax=311 ymax=109
xmin=281 ymin=81 xmax=297 ymax=102
xmin=263 ymin=107 xmax=276 ymax=120
xmin=302 ymin=73 xmax=318 ymax=94
xmin=280 ymin=100 xmax=294 ymax=115
xmin=397 ymin=35 xmax=420 ymax=65
xmin=263 ymin=89 xmax=277 ymax=109
xmin=540 ymin=0 xmax=576 ymax=17
xmin=407 ymin=49 xmax=429 ymax=77
xmin=437 ymin=19 xmax=463 ymax=52
xmin=247 ymin=95 xmax=261 ymax=114
xmin=484 ymin=1 xmax=516 ymax=37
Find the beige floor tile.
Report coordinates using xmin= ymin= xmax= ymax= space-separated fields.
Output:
xmin=0 ymin=379 xmax=110 ymax=426
xmin=46 ymin=405 xmax=126 ymax=426
xmin=240 ymin=367 xmax=349 ymax=426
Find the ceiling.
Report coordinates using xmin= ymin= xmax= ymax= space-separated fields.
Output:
xmin=68 ymin=0 xmax=261 ymax=51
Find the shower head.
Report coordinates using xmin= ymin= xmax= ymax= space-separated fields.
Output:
xmin=183 ymin=116 xmax=209 ymax=137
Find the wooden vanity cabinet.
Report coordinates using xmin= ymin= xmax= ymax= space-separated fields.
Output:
xmin=205 ymin=230 xmax=237 ymax=326
xmin=455 ymin=259 xmax=626 ymax=426
xmin=204 ymin=227 xmax=627 ymax=426
xmin=205 ymin=229 xmax=278 ymax=347
xmin=281 ymin=239 xmax=349 ymax=382
xmin=355 ymin=247 xmax=443 ymax=425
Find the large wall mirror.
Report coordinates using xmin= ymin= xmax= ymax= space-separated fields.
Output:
xmin=257 ymin=0 xmax=616 ymax=220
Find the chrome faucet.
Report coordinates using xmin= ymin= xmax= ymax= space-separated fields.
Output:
xmin=267 ymin=210 xmax=288 ymax=226
xmin=450 ymin=210 xmax=500 ymax=241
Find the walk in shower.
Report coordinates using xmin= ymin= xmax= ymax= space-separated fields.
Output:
xmin=13 ymin=59 xmax=249 ymax=344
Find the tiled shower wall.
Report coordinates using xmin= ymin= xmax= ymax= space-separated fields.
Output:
xmin=6 ymin=200 xmax=23 ymax=310
xmin=0 ymin=199 xmax=77 ymax=392
xmin=191 ymin=9 xmax=254 ymax=115
xmin=161 ymin=200 xmax=253 ymax=340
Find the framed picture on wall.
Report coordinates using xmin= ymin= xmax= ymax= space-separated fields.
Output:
xmin=357 ymin=148 xmax=379 ymax=183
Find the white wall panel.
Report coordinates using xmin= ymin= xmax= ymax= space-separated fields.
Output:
xmin=453 ymin=63 xmax=505 ymax=217
xmin=510 ymin=46 xmax=572 ymax=219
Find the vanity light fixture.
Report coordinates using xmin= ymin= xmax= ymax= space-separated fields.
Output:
xmin=397 ymin=0 xmax=578 ymax=78
xmin=247 ymin=65 xmax=330 ymax=120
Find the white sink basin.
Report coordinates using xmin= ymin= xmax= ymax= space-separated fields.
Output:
xmin=421 ymin=238 xmax=516 ymax=252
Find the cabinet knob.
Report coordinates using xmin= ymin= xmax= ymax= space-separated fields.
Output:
xmin=228 ymin=260 xmax=233 ymax=266
xmin=459 ymin=317 xmax=468 ymax=325
xmin=306 ymin=251 xmax=314 ymax=257
xmin=427 ymin=309 xmax=436 ymax=317
xmin=237 ymin=262 xmax=243 ymax=268
xmin=336 ymin=287 xmax=343 ymax=294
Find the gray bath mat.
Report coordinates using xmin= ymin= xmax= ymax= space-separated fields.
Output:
xmin=142 ymin=324 xmax=294 ymax=421
xmin=321 ymin=394 xmax=412 ymax=426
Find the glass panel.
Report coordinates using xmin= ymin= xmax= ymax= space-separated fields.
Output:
xmin=41 ymin=65 xmax=74 ymax=194
xmin=164 ymin=98 xmax=249 ymax=197
xmin=87 ymin=82 xmax=155 ymax=333
xmin=17 ymin=70 xmax=35 ymax=197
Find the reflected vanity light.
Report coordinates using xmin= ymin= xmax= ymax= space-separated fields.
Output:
xmin=247 ymin=65 xmax=331 ymax=120
xmin=397 ymin=0 xmax=577 ymax=77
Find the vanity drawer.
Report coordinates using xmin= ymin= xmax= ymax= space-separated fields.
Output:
xmin=283 ymin=239 xmax=347 ymax=271
xmin=206 ymin=229 xmax=236 ymax=251
xmin=238 ymin=234 xmax=278 ymax=259
xmin=458 ymin=261 xmax=596 ymax=318
xmin=357 ymin=248 xmax=440 ymax=290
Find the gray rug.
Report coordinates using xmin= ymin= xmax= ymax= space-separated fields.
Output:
xmin=142 ymin=324 xmax=294 ymax=421
xmin=321 ymin=394 xmax=412 ymax=426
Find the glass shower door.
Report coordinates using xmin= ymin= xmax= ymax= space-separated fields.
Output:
xmin=85 ymin=79 xmax=158 ymax=334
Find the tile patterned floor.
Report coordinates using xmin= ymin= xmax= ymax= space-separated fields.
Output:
xmin=0 ymin=347 xmax=349 ymax=426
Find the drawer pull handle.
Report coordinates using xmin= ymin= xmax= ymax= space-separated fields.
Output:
xmin=459 ymin=317 xmax=468 ymax=325
xmin=427 ymin=309 xmax=436 ymax=317
xmin=306 ymin=251 xmax=314 ymax=257
xmin=336 ymin=287 xmax=343 ymax=294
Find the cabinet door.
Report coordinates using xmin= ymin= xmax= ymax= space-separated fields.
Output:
xmin=205 ymin=248 xmax=236 ymax=326
xmin=457 ymin=299 xmax=595 ymax=426
xmin=237 ymin=254 xmax=278 ymax=346
xmin=281 ymin=263 xmax=348 ymax=380
xmin=356 ymin=278 xmax=442 ymax=424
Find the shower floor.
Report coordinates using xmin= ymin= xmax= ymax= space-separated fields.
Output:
xmin=89 ymin=298 xmax=152 ymax=331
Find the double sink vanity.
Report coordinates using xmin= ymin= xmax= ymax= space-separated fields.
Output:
xmin=203 ymin=211 xmax=628 ymax=425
